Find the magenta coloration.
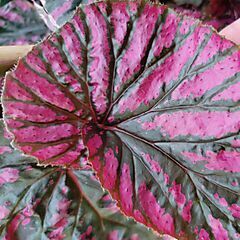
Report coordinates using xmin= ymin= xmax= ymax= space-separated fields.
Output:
xmin=85 ymin=4 xmax=111 ymax=115
xmin=0 ymin=206 xmax=10 ymax=221
xmin=117 ymin=26 xmax=211 ymax=114
xmin=51 ymin=0 xmax=73 ymax=21
xmin=0 ymin=146 xmax=12 ymax=154
xmin=116 ymin=5 xmax=164 ymax=94
xmin=140 ymin=110 xmax=240 ymax=139
xmin=212 ymin=81 xmax=240 ymax=102
xmin=0 ymin=168 xmax=19 ymax=186
xmin=208 ymin=215 xmax=229 ymax=240
xmin=103 ymin=149 xmax=119 ymax=190
xmin=120 ymin=163 xmax=133 ymax=215
xmin=152 ymin=13 xmax=178 ymax=58
xmin=182 ymin=150 xmax=240 ymax=172
xmin=138 ymin=183 xmax=175 ymax=235
xmin=2 ymin=1 xmax=240 ymax=239
xmin=110 ymin=2 xmax=130 ymax=46
xmin=169 ymin=182 xmax=186 ymax=207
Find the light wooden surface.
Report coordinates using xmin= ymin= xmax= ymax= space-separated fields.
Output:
xmin=0 ymin=45 xmax=33 ymax=76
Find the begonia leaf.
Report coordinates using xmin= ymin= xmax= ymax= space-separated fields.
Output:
xmin=2 ymin=1 xmax=240 ymax=238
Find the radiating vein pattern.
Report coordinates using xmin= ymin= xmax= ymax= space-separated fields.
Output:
xmin=2 ymin=1 xmax=240 ymax=239
xmin=0 ymin=121 xmax=163 ymax=240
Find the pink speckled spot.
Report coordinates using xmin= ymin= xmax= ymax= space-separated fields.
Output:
xmin=51 ymin=0 xmax=73 ymax=21
xmin=80 ymin=225 xmax=93 ymax=240
xmin=181 ymin=151 xmax=206 ymax=164
xmin=4 ymin=101 xmax=65 ymax=123
xmin=118 ymin=27 xmax=210 ymax=114
xmin=53 ymin=141 xmax=85 ymax=165
xmin=15 ymin=0 xmax=31 ymax=11
xmin=141 ymin=153 xmax=162 ymax=173
xmin=25 ymin=50 xmax=46 ymax=74
xmin=212 ymin=81 xmax=240 ymax=102
xmin=116 ymin=5 xmax=164 ymax=91
xmin=19 ymin=146 xmax=33 ymax=153
xmin=0 ymin=9 xmax=23 ymax=22
xmin=108 ymin=230 xmax=119 ymax=240
xmin=4 ymin=78 xmax=34 ymax=101
xmin=4 ymin=128 xmax=13 ymax=139
xmin=85 ymin=5 xmax=110 ymax=114
xmin=208 ymin=215 xmax=229 ymax=240
xmin=14 ymin=61 xmax=75 ymax=111
xmin=63 ymin=75 xmax=82 ymax=93
xmin=133 ymin=209 xmax=146 ymax=224
xmin=31 ymin=143 xmax=70 ymax=161
xmin=91 ymin=156 xmax=101 ymax=172
xmin=182 ymin=150 xmax=240 ymax=172
xmin=0 ymin=168 xmax=19 ymax=186
xmin=169 ymin=181 xmax=186 ymax=207
xmin=232 ymin=139 xmax=240 ymax=147
xmin=110 ymin=2 xmax=130 ymax=45
xmin=138 ymin=183 xmax=175 ymax=235
xmin=5 ymin=119 xmax=24 ymax=128
xmin=0 ymin=146 xmax=12 ymax=154
xmin=142 ymin=110 xmax=240 ymax=139
xmin=179 ymin=18 xmax=195 ymax=35
xmin=103 ymin=149 xmax=119 ymax=190
xmin=71 ymin=14 xmax=85 ymax=41
xmin=153 ymin=13 xmax=178 ymax=57
xmin=120 ymin=163 xmax=133 ymax=214
xmin=130 ymin=234 xmax=140 ymax=240
xmin=13 ymin=124 xmax=79 ymax=143
xmin=87 ymin=134 xmax=103 ymax=156
xmin=229 ymin=204 xmax=240 ymax=218
xmin=61 ymin=23 xmax=83 ymax=70
xmin=41 ymin=40 xmax=70 ymax=75
xmin=182 ymin=200 xmax=192 ymax=223
xmin=22 ymin=205 xmax=33 ymax=217
xmin=214 ymin=193 xmax=228 ymax=207
xmin=48 ymin=198 xmax=70 ymax=240
xmin=194 ymin=34 xmax=233 ymax=67
xmin=0 ymin=206 xmax=10 ymax=220
xmin=21 ymin=218 xmax=31 ymax=226
xmin=198 ymin=228 xmax=210 ymax=240
xmin=164 ymin=173 xmax=170 ymax=185
xmin=231 ymin=181 xmax=238 ymax=187
xmin=172 ymin=51 xmax=240 ymax=100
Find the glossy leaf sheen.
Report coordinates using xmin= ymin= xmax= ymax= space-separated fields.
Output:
xmin=0 ymin=120 xmax=163 ymax=240
xmin=2 ymin=1 xmax=240 ymax=239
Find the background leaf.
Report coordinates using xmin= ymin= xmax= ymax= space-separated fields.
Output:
xmin=173 ymin=0 xmax=203 ymax=7
xmin=0 ymin=0 xmax=12 ymax=7
xmin=2 ymin=1 xmax=240 ymax=239
xmin=0 ymin=120 xmax=165 ymax=240
xmin=0 ymin=0 xmax=47 ymax=45
xmin=32 ymin=0 xmax=91 ymax=28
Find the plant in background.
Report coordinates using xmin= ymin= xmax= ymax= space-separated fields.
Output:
xmin=0 ymin=0 xmax=240 ymax=239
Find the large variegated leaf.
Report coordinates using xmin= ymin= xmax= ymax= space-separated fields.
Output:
xmin=2 ymin=1 xmax=240 ymax=239
xmin=0 ymin=0 xmax=47 ymax=45
xmin=0 ymin=120 xmax=164 ymax=240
